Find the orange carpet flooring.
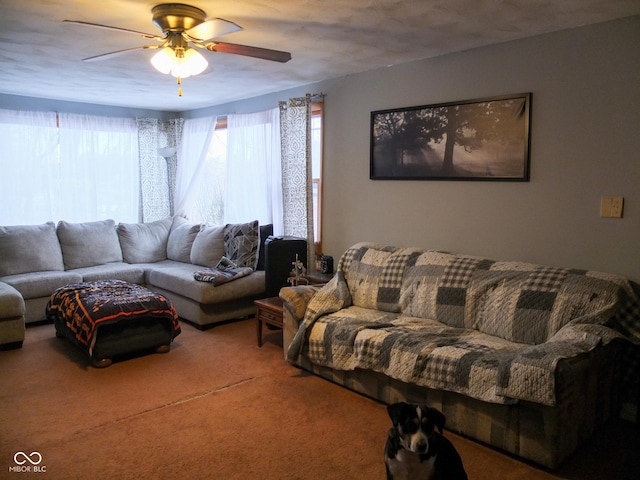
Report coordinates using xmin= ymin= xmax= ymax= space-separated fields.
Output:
xmin=1 ymin=318 xmax=637 ymax=479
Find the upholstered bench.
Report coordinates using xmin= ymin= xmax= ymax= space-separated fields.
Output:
xmin=47 ymin=280 xmax=181 ymax=367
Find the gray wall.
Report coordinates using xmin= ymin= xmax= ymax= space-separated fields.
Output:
xmin=317 ymin=16 xmax=639 ymax=282
xmin=0 ymin=94 xmax=175 ymax=120
xmin=193 ymin=16 xmax=640 ymax=282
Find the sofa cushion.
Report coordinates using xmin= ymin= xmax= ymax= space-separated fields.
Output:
xmin=224 ymin=220 xmax=260 ymax=269
xmin=401 ymin=251 xmax=496 ymax=328
xmin=146 ymin=262 xmax=265 ymax=304
xmin=0 ymin=222 xmax=64 ymax=276
xmin=71 ymin=263 xmax=146 ymax=284
xmin=475 ymin=263 xmax=624 ymax=345
xmin=57 ymin=219 xmax=123 ymax=269
xmin=303 ymin=307 xmax=526 ymax=405
xmin=339 ymin=242 xmax=407 ymax=312
xmin=118 ymin=218 xmax=171 ymax=263
xmin=401 ymin=250 xmax=459 ymax=321
xmin=167 ymin=216 xmax=200 ymax=263
xmin=2 ymin=271 xmax=83 ymax=300
xmin=190 ymin=224 xmax=225 ymax=267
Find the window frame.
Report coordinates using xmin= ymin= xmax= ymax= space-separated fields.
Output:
xmin=311 ymin=102 xmax=324 ymax=254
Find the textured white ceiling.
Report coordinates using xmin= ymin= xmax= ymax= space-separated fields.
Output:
xmin=0 ymin=0 xmax=639 ymax=112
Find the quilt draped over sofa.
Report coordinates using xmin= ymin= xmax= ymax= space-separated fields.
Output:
xmin=286 ymin=243 xmax=640 ymax=407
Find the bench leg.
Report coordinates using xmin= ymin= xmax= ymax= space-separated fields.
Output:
xmin=92 ymin=358 xmax=113 ymax=368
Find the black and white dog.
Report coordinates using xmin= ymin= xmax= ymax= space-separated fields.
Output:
xmin=384 ymin=402 xmax=468 ymax=480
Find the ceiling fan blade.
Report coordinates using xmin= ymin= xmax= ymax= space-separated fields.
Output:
xmin=63 ymin=20 xmax=163 ymax=40
xmin=82 ymin=45 xmax=160 ymax=62
xmin=186 ymin=18 xmax=242 ymax=41
xmin=206 ymin=42 xmax=292 ymax=63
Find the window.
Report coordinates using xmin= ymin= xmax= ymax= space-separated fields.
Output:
xmin=205 ymin=107 xmax=324 ymax=243
xmin=202 ymin=123 xmax=227 ymax=225
xmin=311 ymin=102 xmax=324 ymax=250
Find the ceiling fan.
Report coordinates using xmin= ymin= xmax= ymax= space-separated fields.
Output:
xmin=65 ymin=3 xmax=292 ymax=94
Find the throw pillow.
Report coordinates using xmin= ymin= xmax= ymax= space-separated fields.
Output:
xmin=117 ymin=218 xmax=172 ymax=263
xmin=0 ymin=222 xmax=65 ymax=276
xmin=223 ymin=220 xmax=260 ymax=269
xmin=57 ymin=219 xmax=123 ymax=269
xmin=190 ymin=224 xmax=225 ymax=267
xmin=167 ymin=216 xmax=200 ymax=263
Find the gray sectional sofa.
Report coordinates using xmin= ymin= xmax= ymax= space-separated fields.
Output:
xmin=0 ymin=217 xmax=273 ymax=348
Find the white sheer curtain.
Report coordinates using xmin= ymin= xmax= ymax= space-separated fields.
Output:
xmin=174 ymin=115 xmax=217 ymax=222
xmin=58 ymin=113 xmax=139 ymax=222
xmin=225 ymin=108 xmax=283 ymax=233
xmin=0 ymin=109 xmax=58 ymax=225
xmin=0 ymin=110 xmax=138 ymax=225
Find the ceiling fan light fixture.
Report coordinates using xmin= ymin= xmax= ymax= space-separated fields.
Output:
xmin=171 ymin=47 xmax=208 ymax=78
xmin=150 ymin=46 xmax=208 ymax=78
xmin=150 ymin=47 xmax=176 ymax=74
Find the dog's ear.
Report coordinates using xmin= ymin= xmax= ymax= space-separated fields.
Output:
xmin=387 ymin=402 xmax=409 ymax=424
xmin=385 ymin=427 xmax=402 ymax=458
xmin=428 ymin=407 xmax=446 ymax=433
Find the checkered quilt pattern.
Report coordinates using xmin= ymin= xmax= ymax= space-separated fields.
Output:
xmin=286 ymin=242 xmax=640 ymax=406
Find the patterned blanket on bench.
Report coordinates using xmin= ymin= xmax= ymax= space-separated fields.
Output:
xmin=46 ymin=280 xmax=180 ymax=355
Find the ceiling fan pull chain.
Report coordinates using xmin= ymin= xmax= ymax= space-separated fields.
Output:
xmin=177 ymin=76 xmax=183 ymax=97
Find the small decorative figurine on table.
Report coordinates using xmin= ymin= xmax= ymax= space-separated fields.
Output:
xmin=288 ymin=254 xmax=309 ymax=286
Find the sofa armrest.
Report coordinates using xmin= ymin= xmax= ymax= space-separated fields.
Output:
xmin=493 ymin=321 xmax=628 ymax=406
xmin=280 ymin=285 xmax=321 ymax=355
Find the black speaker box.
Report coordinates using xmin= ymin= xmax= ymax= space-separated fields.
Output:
xmin=264 ymin=236 xmax=308 ymax=298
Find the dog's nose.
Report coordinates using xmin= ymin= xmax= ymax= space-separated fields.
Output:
xmin=417 ymin=440 xmax=427 ymax=452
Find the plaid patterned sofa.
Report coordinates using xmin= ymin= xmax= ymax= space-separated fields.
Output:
xmin=281 ymin=242 xmax=640 ymax=469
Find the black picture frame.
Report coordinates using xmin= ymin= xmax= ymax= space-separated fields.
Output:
xmin=370 ymin=93 xmax=531 ymax=181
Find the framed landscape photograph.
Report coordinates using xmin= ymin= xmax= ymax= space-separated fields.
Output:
xmin=370 ymin=93 xmax=531 ymax=181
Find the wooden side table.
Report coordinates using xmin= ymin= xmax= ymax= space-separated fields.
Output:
xmin=304 ymin=271 xmax=334 ymax=286
xmin=254 ymin=296 xmax=284 ymax=347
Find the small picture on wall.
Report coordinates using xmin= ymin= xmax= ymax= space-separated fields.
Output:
xmin=370 ymin=93 xmax=531 ymax=181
